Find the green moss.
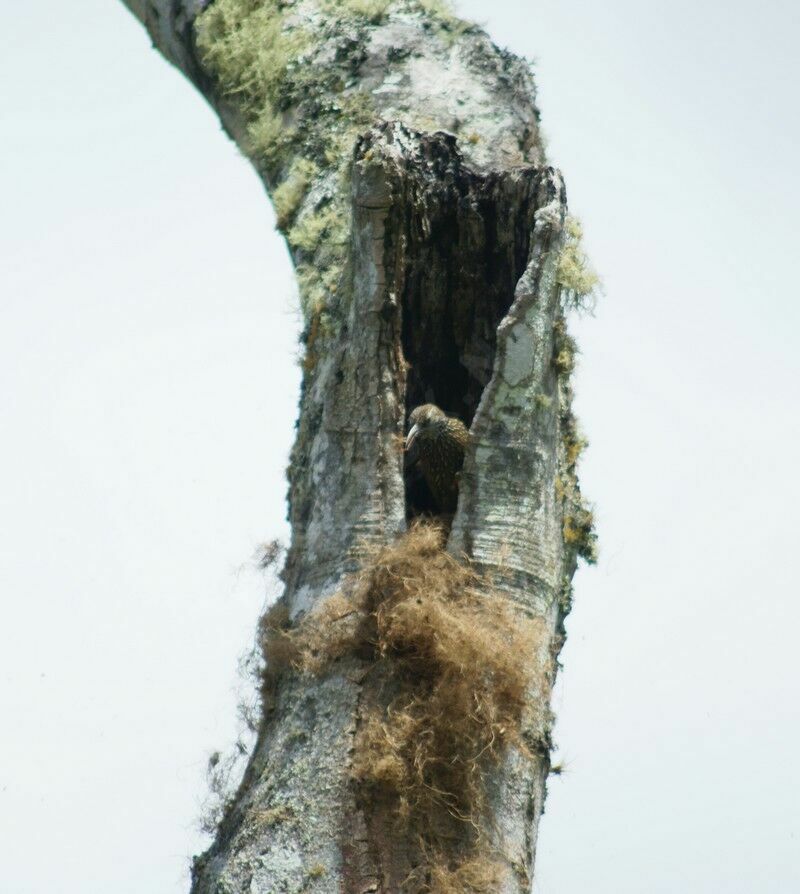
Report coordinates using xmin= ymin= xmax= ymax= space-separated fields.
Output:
xmin=339 ymin=90 xmax=377 ymax=129
xmin=557 ymin=216 xmax=600 ymax=311
xmin=196 ymin=0 xmax=383 ymax=328
xmin=287 ymin=204 xmax=344 ymax=254
xmin=195 ymin=0 xmax=485 ymax=338
xmin=560 ymin=409 xmax=583 ymax=476
xmin=194 ymin=0 xmax=484 ymax=329
xmin=272 ymin=158 xmax=320 ymax=231
xmin=552 ymin=318 xmax=577 ymax=375
xmin=563 ymin=424 xmax=588 ymax=469
xmin=200 ymin=5 xmax=374 ymax=174
xmin=553 ymin=315 xmax=597 ymax=564
xmin=246 ymin=106 xmax=292 ymax=168
xmin=195 ymin=1 xmax=300 ymax=107
xmin=288 ymin=203 xmax=350 ymax=320
xmin=297 ymin=264 xmax=338 ymax=314
xmin=196 ymin=0 xmax=310 ymax=167
xmin=554 ymin=347 xmax=574 ymax=375
xmin=563 ymin=507 xmax=597 ymax=561
xmin=558 ymin=575 xmax=575 ymax=615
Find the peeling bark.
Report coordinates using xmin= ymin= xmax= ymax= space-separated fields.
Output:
xmin=118 ymin=2 xmax=591 ymax=891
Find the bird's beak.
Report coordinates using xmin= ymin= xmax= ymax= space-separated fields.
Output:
xmin=405 ymin=424 xmax=420 ymax=452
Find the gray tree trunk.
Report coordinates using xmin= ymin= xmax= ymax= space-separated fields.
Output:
xmin=119 ymin=2 xmax=594 ymax=891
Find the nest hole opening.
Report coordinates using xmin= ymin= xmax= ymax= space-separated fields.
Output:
xmin=392 ymin=167 xmax=538 ymax=519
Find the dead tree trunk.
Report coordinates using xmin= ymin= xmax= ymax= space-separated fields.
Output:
xmin=119 ymin=2 xmax=595 ymax=891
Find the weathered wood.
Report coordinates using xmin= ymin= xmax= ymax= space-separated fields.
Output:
xmin=118 ymin=2 xmax=589 ymax=891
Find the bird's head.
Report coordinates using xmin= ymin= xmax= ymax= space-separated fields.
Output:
xmin=406 ymin=403 xmax=448 ymax=452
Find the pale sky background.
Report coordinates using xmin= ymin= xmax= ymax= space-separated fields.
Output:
xmin=1 ymin=1 xmax=798 ymax=892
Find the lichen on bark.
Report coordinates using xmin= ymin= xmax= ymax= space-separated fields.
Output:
xmin=194 ymin=0 xmax=544 ymax=332
xmin=118 ymin=1 xmax=596 ymax=891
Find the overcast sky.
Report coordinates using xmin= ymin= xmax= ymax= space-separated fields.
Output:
xmin=1 ymin=1 xmax=798 ymax=892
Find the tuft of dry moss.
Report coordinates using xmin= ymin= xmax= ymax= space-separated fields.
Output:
xmin=260 ymin=522 xmax=548 ymax=886
xmin=423 ymin=854 xmax=501 ymax=893
xmin=195 ymin=0 xmax=374 ymax=324
xmin=272 ymin=157 xmax=319 ymax=231
xmin=553 ymin=316 xmax=598 ymax=565
xmin=557 ymin=216 xmax=600 ymax=312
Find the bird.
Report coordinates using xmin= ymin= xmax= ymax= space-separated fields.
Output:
xmin=405 ymin=404 xmax=470 ymax=514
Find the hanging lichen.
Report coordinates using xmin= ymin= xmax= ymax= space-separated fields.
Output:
xmin=195 ymin=0 xmax=372 ymax=324
xmin=553 ymin=315 xmax=598 ymax=566
xmin=195 ymin=0 xmax=476 ymax=329
xmin=557 ymin=216 xmax=600 ymax=312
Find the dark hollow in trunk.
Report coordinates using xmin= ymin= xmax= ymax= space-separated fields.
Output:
xmin=370 ymin=129 xmax=540 ymax=518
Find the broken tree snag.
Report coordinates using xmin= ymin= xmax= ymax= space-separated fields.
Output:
xmin=376 ymin=125 xmax=538 ymax=426
xmin=284 ymin=119 xmax=551 ymax=609
xmin=192 ymin=125 xmax=579 ymax=894
xmin=349 ymin=125 xmax=573 ymax=889
xmin=353 ymin=122 xmax=541 ymax=518
xmin=117 ymin=3 xmax=594 ymax=892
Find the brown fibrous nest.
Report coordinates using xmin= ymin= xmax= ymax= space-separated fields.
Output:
xmin=259 ymin=522 xmax=550 ymax=891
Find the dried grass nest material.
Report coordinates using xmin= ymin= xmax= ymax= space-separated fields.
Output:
xmin=260 ymin=521 xmax=550 ymax=891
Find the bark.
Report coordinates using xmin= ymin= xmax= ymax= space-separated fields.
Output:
xmin=118 ymin=2 xmax=593 ymax=891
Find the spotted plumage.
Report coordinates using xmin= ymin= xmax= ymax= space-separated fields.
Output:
xmin=405 ymin=404 xmax=470 ymax=514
